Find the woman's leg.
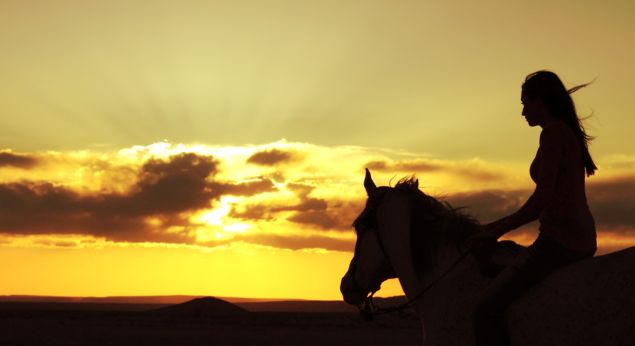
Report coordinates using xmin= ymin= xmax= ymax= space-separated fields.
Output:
xmin=473 ymin=233 xmax=591 ymax=346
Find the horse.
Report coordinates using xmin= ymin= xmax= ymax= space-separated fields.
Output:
xmin=341 ymin=169 xmax=635 ymax=345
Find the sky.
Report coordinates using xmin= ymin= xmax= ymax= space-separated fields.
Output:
xmin=1 ymin=0 xmax=634 ymax=300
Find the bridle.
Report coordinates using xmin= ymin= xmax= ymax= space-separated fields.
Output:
xmin=349 ymin=189 xmax=473 ymax=320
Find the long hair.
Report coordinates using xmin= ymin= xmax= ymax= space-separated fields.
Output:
xmin=522 ymin=70 xmax=597 ymax=176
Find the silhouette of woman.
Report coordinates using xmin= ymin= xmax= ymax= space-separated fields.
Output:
xmin=468 ymin=70 xmax=597 ymax=346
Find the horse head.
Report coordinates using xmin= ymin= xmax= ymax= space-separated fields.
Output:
xmin=340 ymin=169 xmax=397 ymax=306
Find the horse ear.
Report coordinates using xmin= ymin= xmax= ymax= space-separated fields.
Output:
xmin=364 ymin=168 xmax=377 ymax=196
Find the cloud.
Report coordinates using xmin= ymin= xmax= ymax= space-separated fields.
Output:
xmin=442 ymin=175 xmax=635 ymax=236
xmin=444 ymin=189 xmax=530 ymax=222
xmin=247 ymin=149 xmax=301 ymax=166
xmin=233 ymin=199 xmax=361 ymax=232
xmin=284 ymin=197 xmax=362 ymax=231
xmin=366 ymin=159 xmax=438 ymax=172
xmin=229 ymin=181 xmax=362 ymax=231
xmin=230 ymin=204 xmax=274 ymax=221
xmin=256 ymin=234 xmax=354 ymax=252
xmin=274 ymin=183 xmax=328 ymax=212
xmin=32 ymin=239 xmax=79 ymax=248
xmin=210 ymin=178 xmax=276 ymax=196
xmin=287 ymin=210 xmax=341 ymax=230
xmin=586 ymin=176 xmax=635 ymax=234
xmin=0 ymin=153 xmax=242 ymax=243
xmin=1 ymin=142 xmax=633 ymax=253
xmin=230 ymin=233 xmax=354 ymax=252
xmin=225 ymin=182 xmax=332 ymax=223
xmin=0 ymin=151 xmax=39 ymax=169
xmin=365 ymin=158 xmax=503 ymax=182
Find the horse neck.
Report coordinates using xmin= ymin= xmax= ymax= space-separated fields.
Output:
xmin=410 ymin=223 xmax=465 ymax=292
xmin=421 ymin=214 xmax=474 ymax=280
xmin=399 ymin=213 xmax=483 ymax=316
xmin=378 ymin=190 xmax=481 ymax=306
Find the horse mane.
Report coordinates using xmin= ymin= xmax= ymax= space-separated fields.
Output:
xmin=393 ymin=176 xmax=479 ymax=275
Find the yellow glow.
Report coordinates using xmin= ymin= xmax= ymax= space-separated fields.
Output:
xmin=223 ymin=223 xmax=250 ymax=234
xmin=0 ymin=238 xmax=402 ymax=299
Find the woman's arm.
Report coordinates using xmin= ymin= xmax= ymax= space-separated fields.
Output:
xmin=488 ymin=127 xmax=564 ymax=238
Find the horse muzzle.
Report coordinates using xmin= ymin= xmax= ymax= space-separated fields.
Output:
xmin=340 ymin=274 xmax=367 ymax=306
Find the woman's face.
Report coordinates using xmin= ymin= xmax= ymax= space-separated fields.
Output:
xmin=521 ymin=91 xmax=545 ymax=127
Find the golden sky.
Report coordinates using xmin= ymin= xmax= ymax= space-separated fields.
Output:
xmin=1 ymin=1 xmax=634 ymax=299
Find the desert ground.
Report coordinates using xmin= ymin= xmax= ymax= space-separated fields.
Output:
xmin=0 ymin=298 xmax=422 ymax=346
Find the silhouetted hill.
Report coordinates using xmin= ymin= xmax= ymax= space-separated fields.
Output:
xmin=0 ymin=295 xmax=287 ymax=304
xmin=0 ymin=295 xmax=409 ymax=312
xmin=151 ymin=297 xmax=248 ymax=317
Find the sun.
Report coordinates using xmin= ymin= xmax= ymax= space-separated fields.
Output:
xmin=192 ymin=196 xmax=251 ymax=242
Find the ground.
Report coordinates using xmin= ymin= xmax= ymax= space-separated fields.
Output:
xmin=0 ymin=306 xmax=421 ymax=346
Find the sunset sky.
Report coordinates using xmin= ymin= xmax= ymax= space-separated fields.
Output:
xmin=1 ymin=0 xmax=634 ymax=300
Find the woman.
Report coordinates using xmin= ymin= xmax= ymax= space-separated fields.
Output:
xmin=468 ymin=70 xmax=597 ymax=346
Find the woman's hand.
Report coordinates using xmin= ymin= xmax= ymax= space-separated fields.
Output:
xmin=465 ymin=220 xmax=507 ymax=253
xmin=466 ymin=227 xmax=498 ymax=248
xmin=467 ymin=225 xmax=505 ymax=278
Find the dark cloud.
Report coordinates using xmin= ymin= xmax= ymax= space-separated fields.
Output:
xmin=229 ymin=181 xmax=361 ymax=231
xmin=227 ymin=182 xmax=322 ymax=221
xmin=247 ymin=149 xmax=301 ymax=166
xmin=586 ymin=176 xmax=635 ymax=233
xmin=279 ymin=198 xmax=328 ymax=212
xmin=121 ymin=153 xmax=219 ymax=215
xmin=274 ymin=183 xmax=327 ymax=213
xmin=444 ymin=189 xmax=530 ymax=222
xmin=0 ymin=151 xmax=39 ymax=169
xmin=230 ymin=204 xmax=274 ymax=221
xmin=0 ymin=153 xmax=271 ymax=243
xmin=442 ymin=176 xmax=635 ymax=236
xmin=233 ymin=200 xmax=361 ymax=232
xmin=287 ymin=210 xmax=341 ymax=230
xmin=285 ymin=196 xmax=362 ymax=231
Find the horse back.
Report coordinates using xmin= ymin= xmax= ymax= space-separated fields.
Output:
xmin=509 ymin=246 xmax=635 ymax=345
